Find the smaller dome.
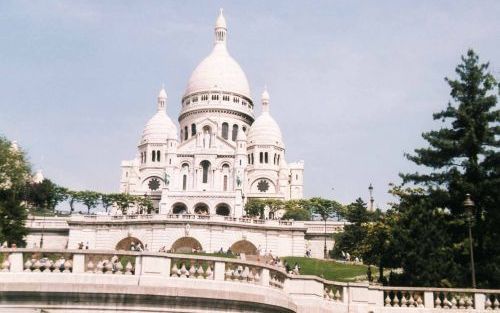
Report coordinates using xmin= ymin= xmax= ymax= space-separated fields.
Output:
xmin=247 ymin=89 xmax=283 ymax=147
xmin=141 ymin=111 xmax=177 ymax=142
xmin=247 ymin=113 xmax=283 ymax=147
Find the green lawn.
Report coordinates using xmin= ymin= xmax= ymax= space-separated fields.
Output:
xmin=284 ymin=257 xmax=368 ymax=282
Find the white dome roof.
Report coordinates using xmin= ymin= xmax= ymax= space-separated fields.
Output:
xmin=184 ymin=11 xmax=251 ymax=99
xmin=142 ymin=111 xmax=177 ymax=142
xmin=247 ymin=112 xmax=283 ymax=147
xmin=247 ymin=89 xmax=283 ymax=147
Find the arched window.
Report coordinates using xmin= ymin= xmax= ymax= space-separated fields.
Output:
xmin=152 ymin=151 xmax=156 ymax=162
xmin=277 ymin=155 xmax=280 ymax=165
xmin=251 ymin=153 xmax=254 ymax=164
xmin=182 ymin=175 xmax=187 ymax=191
xmin=156 ymin=150 xmax=160 ymax=162
xmin=223 ymin=175 xmax=228 ymax=191
xmin=184 ymin=126 xmax=188 ymax=140
xmin=180 ymin=129 xmax=183 ymax=142
xmin=232 ymin=124 xmax=238 ymax=141
xmin=274 ymin=153 xmax=277 ymax=165
xmin=221 ymin=122 xmax=228 ymax=139
xmin=259 ymin=152 xmax=263 ymax=163
xmin=265 ymin=152 xmax=268 ymax=164
xmin=201 ymin=160 xmax=210 ymax=184
xmin=191 ymin=124 xmax=197 ymax=136
xmin=247 ymin=154 xmax=250 ymax=164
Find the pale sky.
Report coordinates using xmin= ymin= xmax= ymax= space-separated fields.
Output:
xmin=1 ymin=1 xmax=499 ymax=207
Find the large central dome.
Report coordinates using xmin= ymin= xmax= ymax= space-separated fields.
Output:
xmin=184 ymin=9 xmax=251 ymax=99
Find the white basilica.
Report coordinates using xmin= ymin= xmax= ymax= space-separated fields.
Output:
xmin=120 ymin=10 xmax=304 ymax=218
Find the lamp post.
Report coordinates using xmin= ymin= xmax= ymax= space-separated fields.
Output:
xmin=368 ymin=183 xmax=374 ymax=212
xmin=463 ymin=194 xmax=476 ymax=289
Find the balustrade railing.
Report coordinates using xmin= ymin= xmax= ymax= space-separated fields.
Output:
xmin=269 ymin=269 xmax=286 ymax=289
xmin=170 ymin=257 xmax=214 ymax=279
xmin=324 ymin=283 xmax=343 ymax=302
xmin=485 ymin=293 xmax=500 ymax=310
xmin=23 ymin=251 xmax=73 ymax=273
xmin=1 ymin=248 xmax=500 ymax=312
xmin=85 ymin=253 xmax=135 ymax=275
xmin=384 ymin=289 xmax=424 ymax=307
xmin=224 ymin=262 xmax=262 ymax=284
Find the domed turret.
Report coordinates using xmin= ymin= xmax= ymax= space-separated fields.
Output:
xmin=184 ymin=9 xmax=251 ymax=99
xmin=247 ymin=88 xmax=283 ymax=148
xmin=141 ymin=88 xmax=177 ymax=143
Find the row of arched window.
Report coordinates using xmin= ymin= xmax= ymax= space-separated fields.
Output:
xmin=221 ymin=123 xmax=239 ymax=141
xmin=182 ymin=93 xmax=253 ymax=109
xmin=141 ymin=150 xmax=162 ymax=163
xmin=180 ymin=122 xmax=247 ymax=142
xmin=179 ymin=162 xmax=230 ymax=191
xmin=247 ymin=152 xmax=280 ymax=165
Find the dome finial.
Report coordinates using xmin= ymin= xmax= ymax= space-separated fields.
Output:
xmin=261 ymin=86 xmax=270 ymax=112
xmin=214 ymin=8 xmax=227 ymax=45
xmin=157 ymin=86 xmax=167 ymax=111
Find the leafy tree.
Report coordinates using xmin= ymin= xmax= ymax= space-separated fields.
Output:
xmin=244 ymin=199 xmax=267 ymax=218
xmin=0 ymin=136 xmax=31 ymax=246
xmin=136 ymin=196 xmax=154 ymax=214
xmin=282 ymin=200 xmax=311 ymax=220
xmin=79 ymin=190 xmax=101 ymax=214
xmin=400 ymin=49 xmax=500 ymax=287
xmin=113 ymin=193 xmax=136 ymax=214
xmin=308 ymin=197 xmax=342 ymax=221
xmin=101 ymin=193 xmax=117 ymax=213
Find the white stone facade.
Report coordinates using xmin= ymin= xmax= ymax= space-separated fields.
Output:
xmin=120 ymin=10 xmax=304 ymax=217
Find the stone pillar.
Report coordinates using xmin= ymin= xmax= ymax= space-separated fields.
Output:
xmin=260 ymin=268 xmax=270 ymax=287
xmin=474 ymin=292 xmax=485 ymax=310
xmin=424 ymin=291 xmax=434 ymax=308
xmin=72 ymin=253 xmax=85 ymax=273
xmin=8 ymin=252 xmax=23 ymax=272
xmin=134 ymin=255 xmax=142 ymax=276
xmin=214 ymin=261 xmax=225 ymax=281
xmin=140 ymin=255 xmax=170 ymax=277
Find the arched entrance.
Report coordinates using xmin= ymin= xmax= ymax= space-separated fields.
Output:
xmin=115 ymin=237 xmax=144 ymax=251
xmin=215 ymin=203 xmax=231 ymax=216
xmin=230 ymin=240 xmax=258 ymax=255
xmin=172 ymin=202 xmax=188 ymax=214
xmin=194 ymin=203 xmax=209 ymax=215
xmin=171 ymin=237 xmax=203 ymax=253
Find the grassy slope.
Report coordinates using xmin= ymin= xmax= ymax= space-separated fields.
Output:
xmin=284 ymin=257 xmax=367 ymax=282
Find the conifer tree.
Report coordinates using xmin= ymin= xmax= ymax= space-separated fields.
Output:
xmin=401 ymin=50 xmax=500 ymax=287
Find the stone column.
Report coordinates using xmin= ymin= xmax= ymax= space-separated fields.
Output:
xmin=72 ymin=253 xmax=85 ymax=273
xmin=8 ymin=252 xmax=23 ymax=272
xmin=424 ymin=291 xmax=434 ymax=308
xmin=214 ymin=261 xmax=225 ymax=281
xmin=260 ymin=268 xmax=270 ymax=287
xmin=474 ymin=292 xmax=485 ymax=310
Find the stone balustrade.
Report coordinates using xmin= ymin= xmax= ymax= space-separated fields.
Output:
xmin=0 ymin=248 xmax=499 ymax=313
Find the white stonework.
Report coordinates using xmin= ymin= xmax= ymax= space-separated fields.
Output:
xmin=120 ymin=10 xmax=304 ymax=217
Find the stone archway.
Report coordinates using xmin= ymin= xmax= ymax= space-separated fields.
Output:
xmin=172 ymin=202 xmax=188 ymax=214
xmin=194 ymin=203 xmax=209 ymax=215
xmin=230 ymin=240 xmax=258 ymax=255
xmin=215 ymin=203 xmax=231 ymax=216
xmin=115 ymin=237 xmax=144 ymax=251
xmin=171 ymin=237 xmax=203 ymax=253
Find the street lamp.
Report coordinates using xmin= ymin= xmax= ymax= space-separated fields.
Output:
xmin=324 ymin=187 xmax=334 ymax=259
xmin=463 ymin=194 xmax=476 ymax=289
xmin=368 ymin=183 xmax=374 ymax=211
